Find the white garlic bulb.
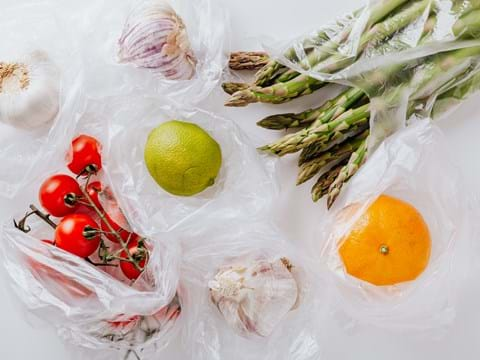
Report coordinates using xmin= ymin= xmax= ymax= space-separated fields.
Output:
xmin=209 ymin=256 xmax=299 ymax=337
xmin=118 ymin=0 xmax=197 ymax=80
xmin=0 ymin=50 xmax=60 ymax=130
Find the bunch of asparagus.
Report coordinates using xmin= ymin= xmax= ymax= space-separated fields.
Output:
xmin=223 ymin=0 xmax=480 ymax=208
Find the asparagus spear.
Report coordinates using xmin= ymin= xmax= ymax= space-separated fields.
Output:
xmin=260 ymin=104 xmax=370 ymax=156
xmin=326 ymin=138 xmax=368 ymax=208
xmin=453 ymin=9 xmax=480 ymax=39
xmin=222 ymin=82 xmax=250 ymax=95
xmin=229 ymin=52 xmax=270 ymax=71
xmin=311 ymin=162 xmax=347 ymax=202
xmin=268 ymin=0 xmax=410 ymax=84
xmin=297 ymin=130 xmax=368 ymax=185
xmin=257 ymin=87 xmax=365 ymax=130
xmin=226 ymin=0 xmax=430 ymax=107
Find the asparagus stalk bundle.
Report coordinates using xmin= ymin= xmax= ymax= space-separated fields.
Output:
xmin=223 ymin=0 xmax=480 ymax=208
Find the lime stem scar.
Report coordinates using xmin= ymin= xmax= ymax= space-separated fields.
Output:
xmin=379 ymin=244 xmax=389 ymax=255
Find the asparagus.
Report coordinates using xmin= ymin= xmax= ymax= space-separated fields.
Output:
xmin=229 ymin=52 xmax=270 ymax=71
xmin=263 ymin=0 xmax=410 ymax=85
xmin=226 ymin=0 xmax=430 ymax=107
xmin=260 ymin=103 xmax=370 ymax=156
xmin=222 ymin=82 xmax=250 ymax=95
xmin=311 ymin=162 xmax=347 ymax=202
xmin=297 ymin=130 xmax=368 ymax=185
xmin=326 ymin=138 xmax=368 ymax=208
xmin=453 ymin=9 xmax=480 ymax=39
xmin=257 ymin=87 xmax=365 ymax=130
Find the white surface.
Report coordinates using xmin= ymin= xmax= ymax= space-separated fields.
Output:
xmin=1 ymin=0 xmax=480 ymax=359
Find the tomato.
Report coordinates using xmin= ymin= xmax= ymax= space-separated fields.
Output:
xmin=107 ymin=315 xmax=141 ymax=329
xmin=120 ymin=238 xmax=148 ymax=280
xmin=55 ymin=214 xmax=100 ymax=258
xmin=39 ymin=174 xmax=82 ymax=217
xmin=67 ymin=135 xmax=102 ymax=175
xmin=85 ymin=181 xmax=104 ymax=211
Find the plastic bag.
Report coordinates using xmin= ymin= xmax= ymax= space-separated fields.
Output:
xmin=0 ymin=2 xmax=85 ymax=198
xmin=0 ymin=100 xmax=182 ymax=358
xmin=314 ymin=121 xmax=473 ymax=330
xmin=266 ymin=0 xmax=480 ymax=149
xmin=76 ymin=0 xmax=228 ymax=106
xmin=177 ymin=220 xmax=331 ymax=360
xmin=103 ymin=94 xmax=276 ymax=232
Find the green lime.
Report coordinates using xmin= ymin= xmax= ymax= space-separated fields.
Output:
xmin=144 ymin=120 xmax=222 ymax=196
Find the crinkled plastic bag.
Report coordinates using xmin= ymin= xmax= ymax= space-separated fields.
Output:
xmin=177 ymin=221 xmax=331 ymax=360
xmin=266 ymin=0 xmax=480 ymax=148
xmin=77 ymin=0 xmax=228 ymax=106
xmin=0 ymin=112 xmax=182 ymax=358
xmin=316 ymin=121 xmax=473 ymax=330
xmin=103 ymin=94 xmax=276 ymax=232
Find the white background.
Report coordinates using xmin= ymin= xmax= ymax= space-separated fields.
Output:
xmin=2 ymin=0 xmax=480 ymax=358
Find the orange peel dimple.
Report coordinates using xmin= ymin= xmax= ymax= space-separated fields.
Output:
xmin=338 ymin=194 xmax=431 ymax=286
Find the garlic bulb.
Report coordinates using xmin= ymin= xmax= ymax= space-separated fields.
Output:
xmin=118 ymin=0 xmax=197 ymax=80
xmin=0 ymin=50 xmax=60 ymax=130
xmin=209 ymin=256 xmax=299 ymax=337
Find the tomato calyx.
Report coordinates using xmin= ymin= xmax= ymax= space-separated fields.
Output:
xmin=82 ymin=225 xmax=99 ymax=240
xmin=64 ymin=192 xmax=79 ymax=208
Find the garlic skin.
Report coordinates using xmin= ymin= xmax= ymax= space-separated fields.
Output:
xmin=209 ymin=256 xmax=299 ymax=337
xmin=0 ymin=50 xmax=60 ymax=130
xmin=118 ymin=0 xmax=197 ymax=80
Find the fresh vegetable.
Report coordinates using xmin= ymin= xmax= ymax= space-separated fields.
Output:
xmin=67 ymin=134 xmax=102 ymax=175
xmin=39 ymin=174 xmax=82 ymax=217
xmin=209 ymin=256 xmax=298 ymax=338
xmin=55 ymin=213 xmax=101 ymax=258
xmin=338 ymin=195 xmax=431 ymax=286
xmin=223 ymin=0 xmax=480 ymax=208
xmin=144 ymin=120 xmax=222 ymax=196
xmin=0 ymin=50 xmax=59 ymax=130
xmin=14 ymin=134 xmax=151 ymax=281
xmin=118 ymin=0 xmax=197 ymax=80
xmin=224 ymin=0 xmax=429 ymax=106
xmin=228 ymin=51 xmax=269 ymax=71
xmin=119 ymin=237 xmax=148 ymax=280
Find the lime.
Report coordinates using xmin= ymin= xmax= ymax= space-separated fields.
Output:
xmin=144 ymin=120 xmax=222 ymax=196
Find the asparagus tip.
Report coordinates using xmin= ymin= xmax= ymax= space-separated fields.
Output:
xmin=221 ymin=82 xmax=250 ymax=96
xmin=225 ymin=89 xmax=258 ymax=107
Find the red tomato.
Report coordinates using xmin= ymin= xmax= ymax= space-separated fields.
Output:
xmin=107 ymin=315 xmax=141 ymax=329
xmin=39 ymin=174 xmax=82 ymax=217
xmin=55 ymin=214 xmax=100 ymax=258
xmin=85 ymin=181 xmax=104 ymax=211
xmin=67 ymin=135 xmax=102 ymax=175
xmin=120 ymin=239 xmax=148 ymax=280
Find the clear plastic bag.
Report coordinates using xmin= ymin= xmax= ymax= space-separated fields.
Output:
xmin=266 ymin=0 xmax=480 ymax=149
xmin=177 ymin=220 xmax=331 ymax=360
xmin=315 ymin=121 xmax=473 ymax=330
xmin=102 ymin=94 xmax=276 ymax=232
xmin=0 ymin=102 xmax=182 ymax=358
xmin=76 ymin=0 xmax=229 ymax=107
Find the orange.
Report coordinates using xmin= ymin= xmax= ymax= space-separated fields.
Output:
xmin=338 ymin=195 xmax=431 ymax=286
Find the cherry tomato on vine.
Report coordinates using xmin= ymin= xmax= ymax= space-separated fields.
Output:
xmin=120 ymin=238 xmax=148 ymax=280
xmin=67 ymin=135 xmax=102 ymax=175
xmin=86 ymin=181 xmax=104 ymax=211
xmin=39 ymin=174 xmax=82 ymax=217
xmin=55 ymin=214 xmax=101 ymax=258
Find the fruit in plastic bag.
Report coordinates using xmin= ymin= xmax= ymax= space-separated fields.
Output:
xmin=339 ymin=195 xmax=431 ymax=286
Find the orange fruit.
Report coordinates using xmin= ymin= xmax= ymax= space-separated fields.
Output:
xmin=338 ymin=195 xmax=431 ymax=286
